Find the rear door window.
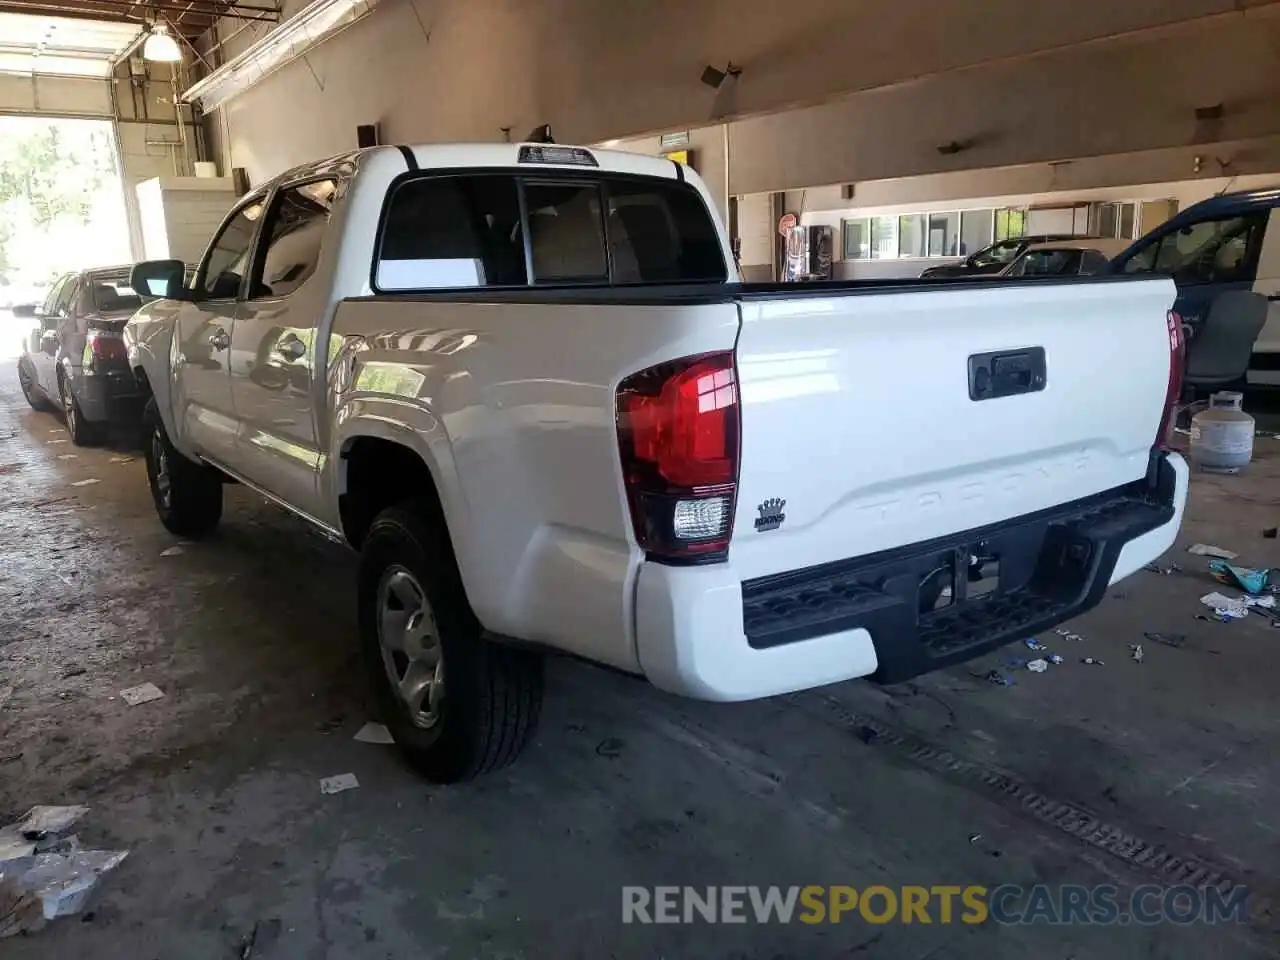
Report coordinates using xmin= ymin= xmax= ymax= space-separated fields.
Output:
xmin=251 ymin=179 xmax=338 ymax=299
xmin=376 ymin=175 xmax=526 ymax=290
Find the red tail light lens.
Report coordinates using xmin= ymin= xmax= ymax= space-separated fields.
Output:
xmin=1155 ymin=309 xmax=1186 ymax=450
xmin=616 ymin=352 xmax=740 ymax=562
xmin=87 ymin=328 xmax=127 ymax=362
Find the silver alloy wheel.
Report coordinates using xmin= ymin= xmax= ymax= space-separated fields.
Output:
xmin=376 ymin=566 xmax=444 ymax=729
xmin=151 ymin=429 xmax=172 ymax=510
xmin=61 ymin=380 xmax=76 ymax=435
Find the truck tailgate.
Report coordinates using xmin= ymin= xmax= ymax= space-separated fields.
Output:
xmin=730 ymin=276 xmax=1177 ymax=582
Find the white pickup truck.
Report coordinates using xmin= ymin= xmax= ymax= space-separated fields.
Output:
xmin=125 ymin=142 xmax=1189 ymax=782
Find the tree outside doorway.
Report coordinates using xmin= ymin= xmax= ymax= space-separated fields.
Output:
xmin=0 ymin=115 xmax=132 ymax=311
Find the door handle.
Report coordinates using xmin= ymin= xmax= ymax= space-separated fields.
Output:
xmin=275 ymin=336 xmax=306 ymax=360
xmin=207 ymin=329 xmax=230 ymax=350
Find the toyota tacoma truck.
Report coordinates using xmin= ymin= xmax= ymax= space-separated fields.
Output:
xmin=124 ymin=142 xmax=1189 ymax=782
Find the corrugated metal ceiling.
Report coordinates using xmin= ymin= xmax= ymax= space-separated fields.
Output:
xmin=0 ymin=11 xmax=141 ymax=76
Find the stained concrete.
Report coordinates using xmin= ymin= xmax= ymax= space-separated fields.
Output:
xmin=1 ymin=323 xmax=1278 ymax=958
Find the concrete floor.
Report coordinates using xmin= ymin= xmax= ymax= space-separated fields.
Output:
xmin=1 ymin=323 xmax=1278 ymax=958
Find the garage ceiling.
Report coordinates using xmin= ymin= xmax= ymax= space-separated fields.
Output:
xmin=0 ymin=2 xmax=282 ymax=78
xmin=0 ymin=12 xmax=141 ymax=76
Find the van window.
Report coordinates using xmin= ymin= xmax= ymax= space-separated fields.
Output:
xmin=376 ymin=175 xmax=525 ymax=290
xmin=1122 ymin=211 xmax=1268 ymax=284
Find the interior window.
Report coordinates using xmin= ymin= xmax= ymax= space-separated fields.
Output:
xmin=198 ymin=199 xmax=265 ymax=299
xmin=526 ymin=182 xmax=608 ymax=282
xmin=377 ymin=175 xmax=525 ymax=290
xmin=252 ymin=180 xmax=337 ymax=299
xmin=604 ymin=179 xmax=725 ymax=283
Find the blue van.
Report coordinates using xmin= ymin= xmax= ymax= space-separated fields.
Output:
xmin=1111 ymin=186 xmax=1280 ymax=385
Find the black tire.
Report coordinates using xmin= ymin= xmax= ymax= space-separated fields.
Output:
xmin=143 ymin=397 xmax=222 ymax=538
xmin=17 ymin=358 xmax=50 ymax=411
xmin=59 ymin=374 xmax=105 ymax=446
xmin=358 ymin=503 xmax=543 ymax=783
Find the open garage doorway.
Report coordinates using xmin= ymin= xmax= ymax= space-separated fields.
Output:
xmin=0 ymin=114 xmax=131 ymax=358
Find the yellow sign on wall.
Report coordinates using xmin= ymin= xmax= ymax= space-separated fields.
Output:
xmin=664 ymin=149 xmax=690 ymax=166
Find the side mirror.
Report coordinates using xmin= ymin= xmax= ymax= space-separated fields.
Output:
xmin=131 ymin=259 xmax=189 ymax=301
xmin=12 ymin=303 xmax=37 ymax=319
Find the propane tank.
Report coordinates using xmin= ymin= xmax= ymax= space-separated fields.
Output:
xmin=1190 ymin=391 xmax=1255 ymax=474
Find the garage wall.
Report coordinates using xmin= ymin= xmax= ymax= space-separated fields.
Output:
xmin=206 ymin=0 xmax=1280 ymax=185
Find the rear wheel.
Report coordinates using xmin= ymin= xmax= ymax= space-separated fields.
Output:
xmin=59 ymin=374 xmax=105 ymax=446
xmin=143 ymin=398 xmax=222 ymax=538
xmin=358 ymin=503 xmax=543 ymax=783
xmin=17 ymin=358 xmax=50 ymax=411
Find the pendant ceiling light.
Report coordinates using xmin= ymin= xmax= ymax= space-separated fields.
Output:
xmin=143 ymin=22 xmax=182 ymax=62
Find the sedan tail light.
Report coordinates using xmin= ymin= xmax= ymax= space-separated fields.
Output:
xmin=84 ymin=328 xmax=127 ymax=370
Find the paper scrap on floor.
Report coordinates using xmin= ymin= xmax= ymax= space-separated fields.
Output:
xmin=320 ymin=773 xmax=360 ymax=795
xmin=1200 ymin=592 xmax=1250 ymax=619
xmin=160 ymin=546 xmax=184 ymax=557
xmin=70 ymin=479 xmax=99 ymax=488
xmin=353 ymin=722 xmax=394 ymax=744
xmin=0 ymin=805 xmax=127 ymax=937
xmin=119 ymin=682 xmax=165 ymax=706
xmin=1188 ymin=543 xmax=1238 ymax=559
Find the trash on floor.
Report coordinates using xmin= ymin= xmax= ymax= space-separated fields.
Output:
xmin=119 ymin=682 xmax=165 ymax=706
xmin=0 ymin=806 xmax=127 ymax=937
xmin=159 ymin=546 xmax=184 ymax=558
xmin=1208 ymin=558 xmax=1269 ymax=595
xmin=319 ymin=773 xmax=360 ymax=795
xmin=1244 ymin=594 xmax=1277 ymax=608
xmin=1026 ymin=658 xmax=1048 ymax=673
xmin=353 ymin=722 xmax=394 ymax=745
xmin=1144 ymin=631 xmax=1187 ymax=649
xmin=1187 ymin=543 xmax=1238 ymax=559
xmin=45 ymin=439 xmax=67 ymax=445
xmin=1200 ymin=591 xmax=1250 ymax=620
xmin=108 ymin=456 xmax=134 ymax=464
xmin=55 ymin=454 xmax=77 ymax=460
xmin=1130 ymin=644 xmax=1145 ymax=663
xmin=1081 ymin=657 xmax=1105 ymax=666
xmin=1046 ymin=653 xmax=1064 ymax=665
xmin=69 ymin=479 xmax=99 ymax=488
xmin=1023 ymin=638 xmax=1046 ymax=651
xmin=974 ymin=669 xmax=1014 ymax=686
xmin=1144 ymin=561 xmax=1181 ymax=575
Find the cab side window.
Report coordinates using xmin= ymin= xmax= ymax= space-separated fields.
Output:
xmin=251 ymin=179 xmax=338 ymax=299
xmin=1122 ymin=211 xmax=1268 ymax=284
xmin=39 ymin=276 xmax=68 ymax=323
xmin=196 ymin=198 xmax=265 ymax=300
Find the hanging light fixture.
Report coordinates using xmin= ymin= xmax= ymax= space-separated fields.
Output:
xmin=143 ymin=22 xmax=182 ymax=62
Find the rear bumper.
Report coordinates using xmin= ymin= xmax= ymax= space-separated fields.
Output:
xmin=76 ymin=369 xmax=142 ymax=424
xmin=635 ymin=452 xmax=1188 ymax=700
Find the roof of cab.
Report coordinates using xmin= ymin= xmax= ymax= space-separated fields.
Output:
xmin=1021 ymin=238 xmax=1131 ymax=256
xmin=263 ymin=143 xmax=682 ymax=194
xmin=1171 ymin=185 xmax=1280 ymax=222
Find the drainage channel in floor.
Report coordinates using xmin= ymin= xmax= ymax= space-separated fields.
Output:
xmin=781 ymin=691 xmax=1277 ymax=932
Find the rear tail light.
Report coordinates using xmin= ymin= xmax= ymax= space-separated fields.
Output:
xmin=85 ymin=328 xmax=126 ymax=369
xmin=616 ymin=352 xmax=740 ymax=563
xmin=1154 ymin=309 xmax=1186 ymax=450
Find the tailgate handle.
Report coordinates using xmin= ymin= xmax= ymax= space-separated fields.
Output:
xmin=968 ymin=348 xmax=1046 ymax=401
